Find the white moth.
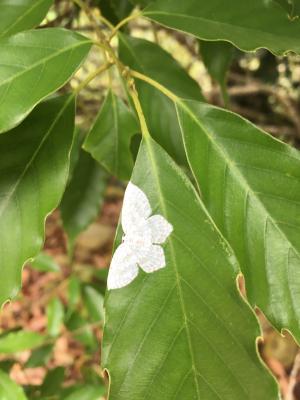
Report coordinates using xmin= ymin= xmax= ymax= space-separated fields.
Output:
xmin=107 ymin=182 xmax=173 ymax=290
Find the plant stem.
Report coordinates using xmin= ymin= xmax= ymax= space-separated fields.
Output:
xmin=128 ymin=78 xmax=151 ymax=140
xmin=74 ymin=62 xmax=113 ymax=94
xmin=98 ymin=13 xmax=114 ymax=31
xmin=71 ymin=0 xmax=152 ymax=139
xmin=130 ymin=69 xmax=179 ymax=102
xmin=109 ymin=12 xmax=142 ymax=41
xmin=72 ymin=0 xmax=107 ymax=42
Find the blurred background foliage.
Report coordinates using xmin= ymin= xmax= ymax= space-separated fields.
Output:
xmin=1 ymin=0 xmax=300 ymax=399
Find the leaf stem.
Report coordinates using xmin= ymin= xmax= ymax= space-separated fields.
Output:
xmin=74 ymin=62 xmax=113 ymax=94
xmin=98 ymin=13 xmax=114 ymax=31
xmin=109 ymin=12 xmax=142 ymax=41
xmin=130 ymin=69 xmax=179 ymax=103
xmin=72 ymin=0 xmax=107 ymax=42
xmin=127 ymin=77 xmax=151 ymax=140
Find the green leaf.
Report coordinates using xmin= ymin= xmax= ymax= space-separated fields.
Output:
xmin=0 ymin=330 xmax=45 ymax=354
xmin=200 ymin=40 xmax=234 ymax=106
xmin=176 ymin=99 xmax=300 ymax=341
xmin=103 ymin=137 xmax=277 ymax=399
xmin=67 ymin=276 xmax=81 ymax=312
xmin=0 ymin=370 xmax=27 ymax=400
xmin=61 ymin=149 xmax=108 ymax=247
xmin=119 ymin=34 xmax=203 ymax=165
xmin=66 ymin=312 xmax=97 ymax=350
xmin=83 ymin=285 xmax=104 ymax=322
xmin=47 ymin=297 xmax=65 ymax=337
xmin=274 ymin=0 xmax=300 ymax=17
xmin=144 ymin=0 xmax=300 ymax=55
xmin=40 ymin=367 xmax=65 ymax=398
xmin=25 ymin=344 xmax=53 ymax=367
xmin=30 ymin=252 xmax=60 ymax=273
xmin=0 ymin=0 xmax=53 ymax=39
xmin=0 ymin=28 xmax=91 ymax=134
xmin=119 ymin=34 xmax=203 ymax=100
xmin=68 ymin=127 xmax=84 ymax=182
xmin=94 ymin=0 xmax=134 ymax=24
xmin=84 ymin=90 xmax=139 ymax=180
xmin=63 ymin=384 xmax=106 ymax=400
xmin=0 ymin=95 xmax=75 ymax=305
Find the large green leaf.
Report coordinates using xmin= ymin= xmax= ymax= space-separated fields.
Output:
xmin=144 ymin=0 xmax=300 ymax=55
xmin=0 ymin=370 xmax=27 ymax=400
xmin=0 ymin=28 xmax=91 ymax=134
xmin=61 ymin=149 xmax=108 ymax=247
xmin=0 ymin=330 xmax=45 ymax=354
xmin=119 ymin=34 xmax=203 ymax=165
xmin=84 ymin=90 xmax=139 ymax=180
xmin=0 ymin=0 xmax=53 ymax=39
xmin=103 ymin=137 xmax=277 ymax=399
xmin=176 ymin=99 xmax=300 ymax=340
xmin=0 ymin=95 xmax=75 ymax=305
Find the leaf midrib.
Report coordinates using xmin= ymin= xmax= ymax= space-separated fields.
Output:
xmin=0 ymin=96 xmax=73 ymax=219
xmin=177 ymin=101 xmax=300 ymax=261
xmin=0 ymin=0 xmax=48 ymax=38
xmin=145 ymin=138 xmax=201 ymax=399
xmin=0 ymin=37 xmax=90 ymax=89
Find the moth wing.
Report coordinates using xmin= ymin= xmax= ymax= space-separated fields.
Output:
xmin=138 ymin=244 xmax=166 ymax=273
xmin=148 ymin=214 xmax=173 ymax=244
xmin=107 ymin=243 xmax=139 ymax=290
xmin=121 ymin=182 xmax=152 ymax=234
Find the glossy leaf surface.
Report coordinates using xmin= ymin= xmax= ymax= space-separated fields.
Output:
xmin=0 ymin=28 xmax=91 ymax=134
xmin=103 ymin=137 xmax=277 ymax=400
xmin=0 ymin=0 xmax=53 ymax=38
xmin=84 ymin=90 xmax=139 ymax=180
xmin=177 ymin=99 xmax=300 ymax=340
xmin=0 ymin=95 xmax=75 ymax=305
xmin=144 ymin=0 xmax=300 ymax=55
